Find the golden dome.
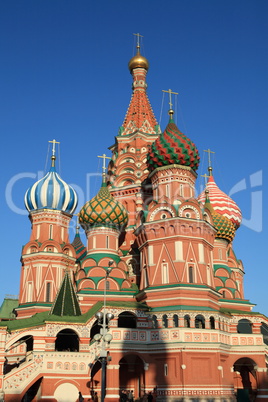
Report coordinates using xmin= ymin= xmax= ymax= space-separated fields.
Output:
xmin=128 ymin=48 xmax=149 ymax=72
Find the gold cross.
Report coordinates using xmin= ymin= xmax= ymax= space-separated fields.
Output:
xmin=49 ymin=139 xmax=60 ymax=156
xmin=133 ymin=33 xmax=143 ymax=48
xmin=162 ymin=89 xmax=179 ymax=110
xmin=98 ymin=153 xmax=111 ymax=176
xmin=204 ymin=148 xmax=215 ymax=167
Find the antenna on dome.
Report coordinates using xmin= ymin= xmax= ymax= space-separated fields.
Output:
xmin=204 ymin=148 xmax=215 ymax=176
xmin=162 ymin=89 xmax=179 ymax=118
xmin=98 ymin=153 xmax=111 ymax=182
xmin=49 ymin=139 xmax=60 ymax=167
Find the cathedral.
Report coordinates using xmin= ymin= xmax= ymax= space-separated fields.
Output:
xmin=0 ymin=40 xmax=268 ymax=402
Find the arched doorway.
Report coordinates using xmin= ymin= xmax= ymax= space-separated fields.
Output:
xmin=119 ymin=354 xmax=145 ymax=399
xmin=233 ymin=357 xmax=257 ymax=401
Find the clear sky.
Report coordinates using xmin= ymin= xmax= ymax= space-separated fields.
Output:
xmin=1 ymin=0 xmax=267 ymax=315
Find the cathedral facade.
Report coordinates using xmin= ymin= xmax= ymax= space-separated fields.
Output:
xmin=0 ymin=42 xmax=268 ymax=402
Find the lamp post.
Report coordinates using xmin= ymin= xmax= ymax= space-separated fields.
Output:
xmin=94 ymin=267 xmax=114 ymax=402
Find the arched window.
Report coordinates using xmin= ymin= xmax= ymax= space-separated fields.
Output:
xmin=261 ymin=322 xmax=268 ymax=345
xmin=162 ymin=314 xmax=168 ymax=328
xmin=210 ymin=316 xmax=215 ymax=329
xmin=152 ymin=315 xmax=158 ymax=329
xmin=184 ymin=314 xmax=191 ymax=328
xmin=195 ymin=314 xmax=205 ymax=329
xmin=118 ymin=311 xmax=136 ymax=329
xmin=90 ymin=319 xmax=102 ymax=340
xmin=55 ymin=329 xmax=79 ymax=352
xmin=237 ymin=319 xmax=253 ymax=334
xmin=173 ymin=314 xmax=179 ymax=327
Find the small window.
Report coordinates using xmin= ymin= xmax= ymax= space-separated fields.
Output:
xmin=173 ymin=314 xmax=179 ymax=327
xmin=166 ymin=184 xmax=170 ymax=198
xmin=184 ymin=315 xmax=191 ymax=328
xmin=49 ymin=224 xmax=53 ymax=239
xmin=210 ymin=316 xmax=215 ymax=329
xmin=152 ymin=315 xmax=158 ymax=329
xmin=164 ymin=363 xmax=168 ymax=376
xmin=189 ymin=266 xmax=194 ymax=283
xmin=162 ymin=314 xmax=168 ymax=328
xmin=46 ymin=282 xmax=51 ymax=302
xmin=162 ymin=263 xmax=169 ymax=284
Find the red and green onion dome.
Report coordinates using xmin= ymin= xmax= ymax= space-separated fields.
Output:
xmin=147 ymin=117 xmax=200 ymax=172
xmin=204 ymin=192 xmax=236 ymax=242
xmin=78 ymin=182 xmax=128 ymax=230
xmin=198 ymin=174 xmax=242 ymax=229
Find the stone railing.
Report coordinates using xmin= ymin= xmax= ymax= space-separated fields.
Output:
xmin=3 ymin=351 xmax=93 ymax=394
xmin=110 ymin=327 xmax=265 ymax=347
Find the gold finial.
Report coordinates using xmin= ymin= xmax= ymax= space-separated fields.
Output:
xmin=98 ymin=153 xmax=111 ymax=182
xmin=162 ymin=89 xmax=179 ymax=117
xmin=204 ymin=148 xmax=215 ymax=175
xmin=49 ymin=139 xmax=60 ymax=167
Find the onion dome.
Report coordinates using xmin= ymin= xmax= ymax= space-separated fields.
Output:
xmin=79 ymin=182 xmax=128 ymax=229
xmin=198 ymin=171 xmax=242 ymax=228
xmin=204 ymin=191 xmax=236 ymax=242
xmin=147 ymin=117 xmax=200 ymax=172
xmin=128 ymin=46 xmax=149 ymax=72
xmin=24 ymin=154 xmax=78 ymax=214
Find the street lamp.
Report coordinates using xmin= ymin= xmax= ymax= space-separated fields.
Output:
xmin=94 ymin=268 xmax=114 ymax=402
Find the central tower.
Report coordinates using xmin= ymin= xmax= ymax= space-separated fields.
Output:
xmin=107 ymin=36 xmax=161 ymax=281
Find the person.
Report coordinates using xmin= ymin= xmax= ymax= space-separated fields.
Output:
xmin=120 ymin=390 xmax=128 ymax=402
xmin=93 ymin=391 xmax=98 ymax=402
xmin=78 ymin=391 xmax=84 ymax=402
xmin=147 ymin=391 xmax=153 ymax=402
xmin=127 ymin=390 xmax=134 ymax=402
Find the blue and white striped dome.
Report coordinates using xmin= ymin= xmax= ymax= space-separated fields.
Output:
xmin=24 ymin=164 xmax=78 ymax=214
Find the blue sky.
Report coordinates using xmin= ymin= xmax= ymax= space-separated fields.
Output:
xmin=1 ymin=0 xmax=267 ymax=315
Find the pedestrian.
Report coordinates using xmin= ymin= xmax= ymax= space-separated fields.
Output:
xmin=78 ymin=391 xmax=84 ymax=402
xmin=127 ymin=390 xmax=134 ymax=402
xmin=93 ymin=391 xmax=98 ymax=402
xmin=120 ymin=390 xmax=128 ymax=402
xmin=147 ymin=392 xmax=153 ymax=402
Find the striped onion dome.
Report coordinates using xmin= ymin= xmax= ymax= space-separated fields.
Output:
xmin=198 ymin=174 xmax=242 ymax=229
xmin=147 ymin=117 xmax=200 ymax=172
xmin=79 ymin=182 xmax=128 ymax=229
xmin=24 ymin=157 xmax=78 ymax=214
xmin=204 ymin=191 xmax=236 ymax=242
